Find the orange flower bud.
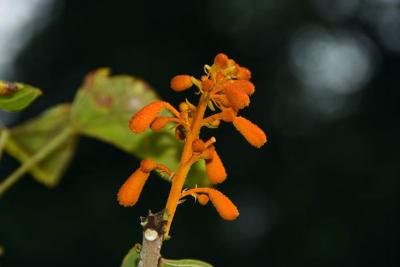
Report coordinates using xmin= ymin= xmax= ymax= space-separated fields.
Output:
xmin=202 ymin=145 xmax=215 ymax=160
xmin=237 ymin=66 xmax=251 ymax=80
xmin=208 ymin=189 xmax=239 ymax=220
xmin=201 ymin=79 xmax=214 ymax=92
xmin=232 ymin=80 xmax=255 ymax=95
xmin=224 ymin=85 xmax=250 ymax=110
xmin=215 ymin=72 xmax=226 ymax=83
xmin=210 ymin=119 xmax=220 ymax=127
xmin=227 ymin=59 xmax=237 ymax=68
xmin=129 ymin=101 xmax=166 ymax=133
xmin=213 ymin=94 xmax=230 ymax=107
xmin=117 ymin=169 xmax=150 ymax=207
xmin=140 ymin=159 xmax=156 ymax=173
xmin=206 ymin=149 xmax=227 ymax=184
xmin=179 ymin=102 xmax=190 ymax=112
xmin=221 ymin=108 xmax=236 ymax=122
xmin=170 ymin=75 xmax=193 ymax=92
xmin=233 ymin=116 xmax=267 ymax=148
xmin=197 ymin=194 xmax=209 ymax=206
xmin=214 ymin=53 xmax=229 ymax=68
xmin=150 ymin=117 xmax=171 ymax=132
xmin=192 ymin=139 xmax=206 ymax=152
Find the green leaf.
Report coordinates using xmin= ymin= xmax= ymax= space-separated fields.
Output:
xmin=121 ymin=244 xmax=141 ymax=267
xmin=4 ymin=104 xmax=78 ymax=187
xmin=161 ymin=258 xmax=213 ymax=267
xmin=71 ymin=68 xmax=209 ymax=187
xmin=0 ymin=80 xmax=42 ymax=111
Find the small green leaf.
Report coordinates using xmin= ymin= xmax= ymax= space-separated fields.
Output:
xmin=4 ymin=104 xmax=78 ymax=187
xmin=0 ymin=80 xmax=42 ymax=111
xmin=121 ymin=244 xmax=141 ymax=267
xmin=71 ymin=69 xmax=209 ymax=187
xmin=161 ymin=258 xmax=213 ymax=267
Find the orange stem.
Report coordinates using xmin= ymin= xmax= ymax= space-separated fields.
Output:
xmin=180 ymin=187 xmax=211 ymax=199
xmin=155 ymin=163 xmax=174 ymax=177
xmin=164 ymin=93 xmax=209 ymax=237
xmin=164 ymin=102 xmax=182 ymax=118
xmin=204 ymin=137 xmax=217 ymax=147
xmin=202 ymin=112 xmax=223 ymax=125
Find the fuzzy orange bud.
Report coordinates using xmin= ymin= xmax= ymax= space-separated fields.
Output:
xmin=117 ymin=169 xmax=150 ymax=207
xmin=150 ymin=117 xmax=171 ymax=132
xmin=214 ymin=53 xmax=229 ymax=68
xmin=206 ymin=148 xmax=227 ymax=184
xmin=197 ymin=194 xmax=209 ymax=206
xmin=129 ymin=101 xmax=166 ymax=133
xmin=221 ymin=108 xmax=237 ymax=122
xmin=209 ymin=119 xmax=221 ymax=128
xmin=231 ymin=80 xmax=255 ymax=95
xmin=170 ymin=75 xmax=193 ymax=92
xmin=224 ymin=85 xmax=250 ymax=110
xmin=215 ymin=72 xmax=226 ymax=83
xmin=140 ymin=159 xmax=156 ymax=173
xmin=237 ymin=66 xmax=252 ymax=80
xmin=179 ymin=102 xmax=190 ymax=112
xmin=213 ymin=94 xmax=231 ymax=107
xmin=192 ymin=139 xmax=206 ymax=152
xmin=233 ymin=116 xmax=267 ymax=148
xmin=201 ymin=79 xmax=214 ymax=92
xmin=208 ymin=189 xmax=239 ymax=220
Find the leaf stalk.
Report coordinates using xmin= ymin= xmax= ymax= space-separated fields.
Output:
xmin=0 ymin=126 xmax=74 ymax=197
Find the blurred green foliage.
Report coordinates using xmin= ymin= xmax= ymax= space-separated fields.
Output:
xmin=0 ymin=69 xmax=207 ymax=195
xmin=120 ymin=244 xmax=141 ymax=267
xmin=4 ymin=104 xmax=76 ymax=187
xmin=0 ymin=81 xmax=42 ymax=112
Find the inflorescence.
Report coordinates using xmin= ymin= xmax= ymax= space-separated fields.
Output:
xmin=118 ymin=53 xmax=267 ymax=237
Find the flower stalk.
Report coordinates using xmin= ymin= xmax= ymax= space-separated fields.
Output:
xmin=164 ymin=93 xmax=209 ymax=236
xmin=117 ymin=53 xmax=267 ymax=265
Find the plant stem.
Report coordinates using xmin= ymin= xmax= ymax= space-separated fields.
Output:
xmin=140 ymin=232 xmax=163 ymax=267
xmin=0 ymin=127 xmax=73 ymax=197
xmin=138 ymin=210 xmax=167 ymax=267
xmin=0 ymin=129 xmax=9 ymax=161
xmin=164 ymin=94 xmax=208 ymax=237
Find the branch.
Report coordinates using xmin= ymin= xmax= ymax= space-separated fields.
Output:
xmin=138 ymin=210 xmax=168 ymax=267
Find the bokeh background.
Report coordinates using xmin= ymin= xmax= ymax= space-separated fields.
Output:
xmin=0 ymin=0 xmax=399 ymax=266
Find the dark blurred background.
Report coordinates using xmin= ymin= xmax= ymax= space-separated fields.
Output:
xmin=0 ymin=0 xmax=399 ymax=266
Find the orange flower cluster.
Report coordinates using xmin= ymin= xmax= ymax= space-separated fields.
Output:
xmin=193 ymin=53 xmax=266 ymax=148
xmin=119 ymin=53 xmax=267 ymax=235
